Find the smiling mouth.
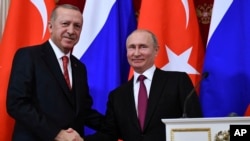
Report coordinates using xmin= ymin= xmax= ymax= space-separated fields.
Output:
xmin=64 ymin=37 xmax=75 ymax=42
xmin=68 ymin=37 xmax=75 ymax=40
xmin=133 ymin=59 xmax=144 ymax=63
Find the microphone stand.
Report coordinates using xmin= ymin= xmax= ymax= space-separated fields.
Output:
xmin=182 ymin=72 xmax=208 ymax=118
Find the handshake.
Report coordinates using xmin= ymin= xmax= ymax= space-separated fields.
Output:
xmin=55 ymin=128 xmax=84 ymax=141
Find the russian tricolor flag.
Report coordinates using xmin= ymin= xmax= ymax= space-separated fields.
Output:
xmin=73 ymin=0 xmax=137 ymax=134
xmin=200 ymin=0 xmax=250 ymax=117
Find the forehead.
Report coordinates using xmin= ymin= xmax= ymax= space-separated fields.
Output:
xmin=55 ymin=7 xmax=83 ymax=22
xmin=127 ymin=31 xmax=153 ymax=45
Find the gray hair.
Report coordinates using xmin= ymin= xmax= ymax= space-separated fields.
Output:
xmin=50 ymin=4 xmax=81 ymax=21
xmin=127 ymin=29 xmax=159 ymax=48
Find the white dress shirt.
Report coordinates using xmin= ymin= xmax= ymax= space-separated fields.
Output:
xmin=49 ymin=39 xmax=72 ymax=87
xmin=133 ymin=65 xmax=156 ymax=115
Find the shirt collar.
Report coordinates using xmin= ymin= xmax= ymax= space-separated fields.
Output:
xmin=134 ymin=65 xmax=156 ymax=83
xmin=49 ymin=39 xmax=71 ymax=59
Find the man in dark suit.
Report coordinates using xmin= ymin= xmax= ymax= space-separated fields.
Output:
xmin=85 ymin=29 xmax=203 ymax=141
xmin=6 ymin=4 xmax=103 ymax=141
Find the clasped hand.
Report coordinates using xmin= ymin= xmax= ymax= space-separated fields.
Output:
xmin=55 ymin=128 xmax=84 ymax=141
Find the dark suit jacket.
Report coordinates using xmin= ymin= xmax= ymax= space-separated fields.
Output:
xmin=7 ymin=41 xmax=103 ymax=141
xmin=86 ymin=68 xmax=202 ymax=141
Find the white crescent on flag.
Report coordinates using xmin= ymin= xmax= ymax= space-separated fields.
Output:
xmin=30 ymin=0 xmax=48 ymax=38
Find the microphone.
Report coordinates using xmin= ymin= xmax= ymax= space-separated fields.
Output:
xmin=228 ymin=112 xmax=238 ymax=117
xmin=182 ymin=72 xmax=209 ymax=118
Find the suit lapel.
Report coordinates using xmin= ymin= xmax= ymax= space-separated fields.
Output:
xmin=41 ymin=42 xmax=72 ymax=101
xmin=144 ymin=69 xmax=167 ymax=130
xmin=126 ymin=79 xmax=142 ymax=130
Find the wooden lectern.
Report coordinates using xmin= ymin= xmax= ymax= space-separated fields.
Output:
xmin=162 ymin=117 xmax=250 ymax=141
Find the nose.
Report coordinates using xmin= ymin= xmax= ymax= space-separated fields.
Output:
xmin=134 ymin=47 xmax=141 ymax=56
xmin=67 ymin=25 xmax=75 ymax=35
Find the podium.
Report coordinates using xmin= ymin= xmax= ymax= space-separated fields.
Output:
xmin=162 ymin=117 xmax=250 ymax=141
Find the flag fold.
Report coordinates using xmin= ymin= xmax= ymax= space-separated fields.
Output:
xmin=200 ymin=0 xmax=250 ymax=117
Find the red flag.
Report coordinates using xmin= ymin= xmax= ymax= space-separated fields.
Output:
xmin=56 ymin=0 xmax=86 ymax=12
xmin=130 ymin=0 xmax=204 ymax=86
xmin=0 ymin=0 xmax=55 ymax=140
xmin=244 ymin=104 xmax=250 ymax=116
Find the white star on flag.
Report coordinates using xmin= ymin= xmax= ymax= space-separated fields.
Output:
xmin=162 ymin=46 xmax=200 ymax=75
xmin=133 ymin=0 xmax=204 ymax=85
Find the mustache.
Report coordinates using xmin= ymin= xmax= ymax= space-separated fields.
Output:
xmin=64 ymin=35 xmax=76 ymax=40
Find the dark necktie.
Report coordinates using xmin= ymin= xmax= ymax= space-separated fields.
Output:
xmin=62 ymin=56 xmax=71 ymax=89
xmin=138 ymin=75 xmax=148 ymax=130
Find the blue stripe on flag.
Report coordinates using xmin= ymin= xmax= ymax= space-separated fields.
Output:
xmin=74 ymin=0 xmax=137 ymax=135
xmin=200 ymin=0 xmax=250 ymax=117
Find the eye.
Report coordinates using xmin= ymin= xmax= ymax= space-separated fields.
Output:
xmin=127 ymin=45 xmax=136 ymax=50
xmin=74 ymin=24 xmax=82 ymax=30
xmin=140 ymin=45 xmax=147 ymax=49
xmin=62 ymin=22 xmax=69 ymax=26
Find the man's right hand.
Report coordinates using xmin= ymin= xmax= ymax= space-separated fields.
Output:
xmin=55 ymin=128 xmax=84 ymax=141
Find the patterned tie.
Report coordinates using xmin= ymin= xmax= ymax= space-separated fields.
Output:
xmin=138 ymin=75 xmax=148 ymax=130
xmin=62 ymin=56 xmax=71 ymax=89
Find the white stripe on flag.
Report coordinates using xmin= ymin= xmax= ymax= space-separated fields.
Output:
xmin=73 ymin=0 xmax=116 ymax=59
xmin=207 ymin=0 xmax=233 ymax=46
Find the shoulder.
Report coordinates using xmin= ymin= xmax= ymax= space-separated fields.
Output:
xmin=12 ymin=42 xmax=53 ymax=66
xmin=155 ymin=68 xmax=188 ymax=79
xmin=70 ymin=55 xmax=86 ymax=68
xmin=70 ymin=55 xmax=89 ymax=77
xmin=153 ymin=69 xmax=192 ymax=86
xmin=109 ymin=79 xmax=133 ymax=96
xmin=15 ymin=42 xmax=47 ymax=55
xmin=14 ymin=47 xmax=42 ymax=62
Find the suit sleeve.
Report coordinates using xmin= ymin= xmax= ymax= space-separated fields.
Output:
xmin=85 ymin=90 xmax=119 ymax=141
xmin=6 ymin=48 xmax=60 ymax=140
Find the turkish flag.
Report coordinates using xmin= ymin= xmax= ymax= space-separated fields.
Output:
xmin=132 ymin=0 xmax=204 ymax=86
xmin=0 ymin=0 xmax=55 ymax=140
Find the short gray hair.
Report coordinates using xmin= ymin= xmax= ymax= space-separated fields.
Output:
xmin=50 ymin=4 xmax=81 ymax=21
xmin=127 ymin=29 xmax=159 ymax=48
